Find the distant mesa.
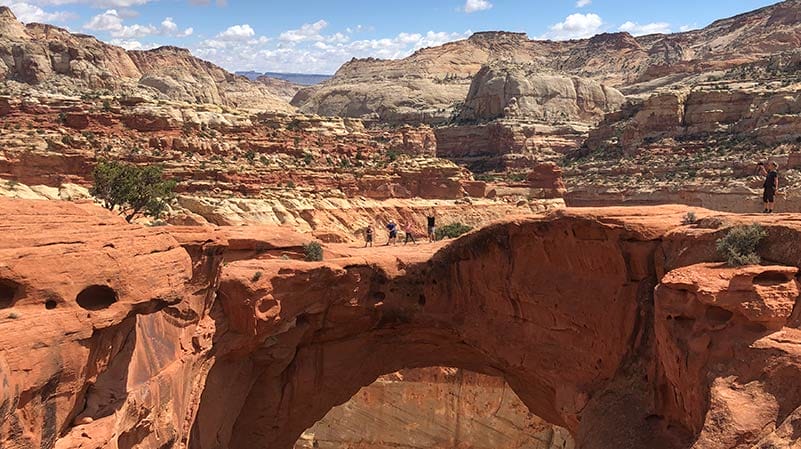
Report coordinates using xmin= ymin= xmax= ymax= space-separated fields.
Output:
xmin=236 ymin=71 xmax=332 ymax=86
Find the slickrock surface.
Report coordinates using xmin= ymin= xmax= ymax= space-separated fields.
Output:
xmin=4 ymin=199 xmax=801 ymax=449
xmin=0 ymin=199 xmax=213 ymax=449
xmin=0 ymin=7 xmax=292 ymax=111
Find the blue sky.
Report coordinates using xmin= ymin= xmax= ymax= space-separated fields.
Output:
xmin=0 ymin=0 xmax=780 ymax=74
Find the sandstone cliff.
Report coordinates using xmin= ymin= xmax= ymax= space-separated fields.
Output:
xmin=0 ymin=92 xmax=569 ymax=238
xmin=564 ymin=76 xmax=801 ymax=210
xmin=0 ymin=7 xmax=292 ymax=111
xmin=293 ymin=1 xmax=801 ymax=122
xmin=3 ymin=200 xmax=801 ymax=449
xmin=458 ymin=63 xmax=625 ymax=123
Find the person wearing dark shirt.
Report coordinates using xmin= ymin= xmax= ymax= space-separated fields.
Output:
xmin=426 ymin=209 xmax=436 ymax=242
xmin=364 ymin=225 xmax=374 ymax=248
xmin=760 ymin=161 xmax=779 ymax=213
xmin=385 ymin=221 xmax=398 ymax=246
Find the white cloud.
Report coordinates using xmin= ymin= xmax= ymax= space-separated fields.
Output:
xmin=576 ymin=0 xmax=591 ymax=7
xmin=279 ymin=19 xmax=328 ymax=42
xmin=83 ymin=9 xmax=125 ymax=31
xmin=540 ymin=13 xmax=603 ymax=40
xmin=679 ymin=24 xmax=697 ymax=32
xmin=83 ymin=9 xmax=192 ymax=38
xmin=160 ymin=16 xmax=176 ymax=32
xmin=195 ymin=28 xmax=470 ymax=74
xmin=618 ymin=21 xmax=671 ymax=36
xmin=217 ymin=23 xmax=255 ymax=40
xmin=0 ymin=1 xmax=75 ymax=23
xmin=108 ymin=38 xmax=158 ymax=50
xmin=462 ymin=0 xmax=492 ymax=13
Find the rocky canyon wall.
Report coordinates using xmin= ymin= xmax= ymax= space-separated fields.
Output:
xmin=3 ymin=199 xmax=801 ymax=449
xmin=295 ymin=367 xmax=574 ymax=449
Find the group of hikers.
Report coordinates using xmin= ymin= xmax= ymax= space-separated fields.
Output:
xmin=363 ymin=209 xmax=437 ymax=247
xmin=359 ymin=161 xmax=781 ymax=249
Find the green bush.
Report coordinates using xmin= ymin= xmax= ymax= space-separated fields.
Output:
xmin=681 ymin=211 xmax=697 ymax=225
xmin=716 ymin=224 xmax=766 ymax=266
xmin=90 ymin=160 xmax=176 ymax=222
xmin=435 ymin=223 xmax=473 ymax=240
xmin=303 ymin=241 xmax=323 ymax=262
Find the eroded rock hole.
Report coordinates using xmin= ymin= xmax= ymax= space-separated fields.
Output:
xmin=45 ymin=300 xmax=57 ymax=310
xmin=754 ymin=271 xmax=793 ymax=286
xmin=418 ymin=294 xmax=426 ymax=306
xmin=76 ymin=285 xmax=118 ymax=310
xmin=705 ymin=306 xmax=734 ymax=325
xmin=0 ymin=279 xmax=21 ymax=309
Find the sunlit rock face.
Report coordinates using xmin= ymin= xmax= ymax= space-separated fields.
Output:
xmin=295 ymin=367 xmax=574 ymax=449
xmin=4 ymin=199 xmax=801 ymax=449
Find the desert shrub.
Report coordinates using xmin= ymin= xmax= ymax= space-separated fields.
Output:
xmin=435 ymin=223 xmax=473 ymax=240
xmin=286 ymin=119 xmax=302 ymax=131
xmin=91 ymin=160 xmax=176 ymax=222
xmin=303 ymin=242 xmax=323 ymax=262
xmin=681 ymin=211 xmax=697 ymax=225
xmin=252 ymin=271 xmax=262 ymax=282
xmin=716 ymin=224 xmax=766 ymax=266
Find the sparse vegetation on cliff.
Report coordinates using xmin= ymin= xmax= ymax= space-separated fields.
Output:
xmin=304 ymin=241 xmax=323 ymax=261
xmin=435 ymin=223 xmax=473 ymax=240
xmin=716 ymin=224 xmax=766 ymax=266
xmin=90 ymin=160 xmax=176 ymax=223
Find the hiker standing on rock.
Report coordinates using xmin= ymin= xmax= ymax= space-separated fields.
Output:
xmin=426 ymin=208 xmax=437 ymax=242
xmin=364 ymin=225 xmax=374 ymax=248
xmin=759 ymin=161 xmax=779 ymax=213
xmin=403 ymin=222 xmax=417 ymax=245
xmin=386 ymin=220 xmax=398 ymax=246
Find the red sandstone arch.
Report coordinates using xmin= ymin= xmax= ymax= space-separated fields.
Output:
xmin=4 ymin=199 xmax=800 ymax=449
xmin=191 ymin=215 xmax=686 ymax=449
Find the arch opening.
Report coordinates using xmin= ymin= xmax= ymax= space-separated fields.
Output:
xmin=76 ymin=285 xmax=118 ymax=310
xmin=295 ymin=366 xmax=575 ymax=449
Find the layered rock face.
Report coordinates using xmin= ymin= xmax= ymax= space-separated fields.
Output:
xmin=0 ymin=7 xmax=291 ymax=111
xmin=565 ymin=78 xmax=801 ymax=211
xmin=0 ymin=93 xmax=568 ymax=238
xmin=458 ymin=63 xmax=625 ymax=123
xmin=297 ymin=367 xmax=573 ymax=449
xmin=4 ymin=199 xmax=801 ymax=449
xmin=293 ymin=1 xmax=801 ymax=122
xmin=0 ymin=199 xmax=224 ymax=449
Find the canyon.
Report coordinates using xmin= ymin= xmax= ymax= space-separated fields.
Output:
xmin=3 ymin=200 xmax=801 ymax=449
xmin=2 ymin=1 xmax=801 ymax=448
